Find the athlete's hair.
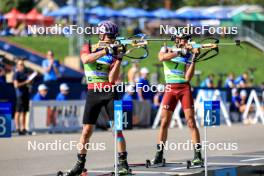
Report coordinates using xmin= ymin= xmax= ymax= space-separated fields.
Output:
xmin=47 ymin=50 xmax=54 ymax=56
xmin=17 ymin=57 xmax=25 ymax=62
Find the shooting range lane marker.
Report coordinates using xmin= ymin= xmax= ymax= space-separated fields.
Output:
xmin=203 ymin=101 xmax=220 ymax=176
xmin=220 ymin=154 xmax=264 ymax=157
xmin=204 ymin=124 xmax=208 ymax=176
xmin=114 ymin=129 xmax=117 ymax=176
xmin=240 ymin=157 xmax=264 ymax=162
xmin=87 ymin=170 xmax=194 ymax=175
xmin=207 ymin=162 xmax=255 ymax=166
xmin=170 ymin=165 xmax=200 ymax=171
xmin=114 ymin=100 xmax=123 ymax=176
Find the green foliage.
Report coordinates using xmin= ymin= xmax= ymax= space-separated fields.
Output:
xmin=0 ymin=0 xmax=35 ymax=14
xmin=183 ymin=0 xmax=218 ymax=6
xmin=0 ymin=0 xmax=14 ymax=13
xmin=234 ymin=0 xmax=264 ymax=6
xmin=3 ymin=36 xmax=69 ymax=62
xmin=118 ymin=0 xmax=184 ymax=10
xmin=92 ymin=0 xmax=263 ymax=9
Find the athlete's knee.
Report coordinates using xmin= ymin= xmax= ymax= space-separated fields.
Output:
xmin=186 ymin=118 xmax=197 ymax=129
xmin=117 ymin=131 xmax=125 ymax=142
xmin=160 ymin=113 xmax=171 ymax=129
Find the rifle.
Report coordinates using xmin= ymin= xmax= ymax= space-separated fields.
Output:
xmin=91 ymin=39 xmax=148 ymax=60
xmin=90 ymin=34 xmax=172 ymax=60
xmin=187 ymin=38 xmax=241 ymax=62
xmin=161 ymin=37 xmax=241 ymax=62
xmin=132 ymin=35 xmax=241 ymax=62
xmin=89 ymin=34 xmax=241 ymax=61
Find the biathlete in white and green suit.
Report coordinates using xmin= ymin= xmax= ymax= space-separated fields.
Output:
xmin=152 ymin=33 xmax=204 ymax=166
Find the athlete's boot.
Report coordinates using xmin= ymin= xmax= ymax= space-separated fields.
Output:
xmin=118 ymin=152 xmax=130 ymax=175
xmin=66 ymin=154 xmax=86 ymax=176
xmin=152 ymin=150 xmax=163 ymax=164
xmin=152 ymin=144 xmax=164 ymax=165
xmin=191 ymin=145 xmax=203 ymax=166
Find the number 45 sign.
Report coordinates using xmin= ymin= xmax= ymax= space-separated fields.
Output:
xmin=204 ymin=101 xmax=220 ymax=126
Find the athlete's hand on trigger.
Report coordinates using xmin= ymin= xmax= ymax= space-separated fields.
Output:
xmin=185 ymin=44 xmax=193 ymax=50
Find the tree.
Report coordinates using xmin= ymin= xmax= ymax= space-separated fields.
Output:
xmin=0 ymin=0 xmax=35 ymax=14
xmin=183 ymin=0 xmax=219 ymax=6
xmin=89 ymin=0 xmax=184 ymax=10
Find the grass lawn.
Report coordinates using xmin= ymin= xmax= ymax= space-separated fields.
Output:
xmin=4 ymin=36 xmax=264 ymax=85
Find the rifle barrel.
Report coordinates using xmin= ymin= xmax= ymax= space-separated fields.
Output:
xmin=218 ymin=40 xmax=240 ymax=46
xmin=145 ymin=38 xmax=170 ymax=41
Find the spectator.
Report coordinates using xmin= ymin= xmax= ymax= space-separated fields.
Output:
xmin=53 ymin=83 xmax=70 ymax=132
xmin=153 ymin=84 xmax=164 ymax=110
xmin=151 ymin=84 xmax=165 ymax=124
xmin=239 ymin=90 xmax=248 ymax=114
xmin=224 ymin=73 xmax=235 ymax=88
xmin=260 ymin=82 xmax=264 ymax=90
xmin=13 ymin=58 xmax=31 ymax=135
xmin=200 ymin=74 xmax=214 ymax=88
xmin=136 ymin=67 xmax=152 ymax=101
xmin=230 ymin=88 xmax=242 ymax=122
xmin=127 ymin=61 xmax=139 ymax=84
xmin=234 ymin=72 xmax=249 ymax=88
xmin=56 ymin=83 xmax=70 ymax=101
xmin=230 ymin=89 xmax=241 ymax=111
xmin=42 ymin=50 xmax=60 ymax=82
xmin=237 ymin=90 xmax=254 ymax=124
xmin=32 ymin=84 xmax=48 ymax=101
xmin=122 ymin=85 xmax=135 ymax=101
xmin=133 ymin=26 xmax=142 ymax=35
xmin=32 ymin=84 xmax=57 ymax=130
xmin=239 ymin=90 xmax=247 ymax=122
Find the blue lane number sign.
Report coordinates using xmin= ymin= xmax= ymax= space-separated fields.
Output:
xmin=204 ymin=101 xmax=220 ymax=126
xmin=114 ymin=101 xmax=133 ymax=131
xmin=114 ymin=101 xmax=123 ymax=131
xmin=0 ymin=102 xmax=12 ymax=138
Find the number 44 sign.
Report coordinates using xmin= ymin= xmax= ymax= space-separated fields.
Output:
xmin=204 ymin=101 xmax=220 ymax=126
xmin=0 ymin=102 xmax=12 ymax=138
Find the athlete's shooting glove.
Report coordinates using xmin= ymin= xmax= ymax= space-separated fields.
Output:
xmin=105 ymin=45 xmax=119 ymax=56
xmin=105 ymin=45 xmax=123 ymax=61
